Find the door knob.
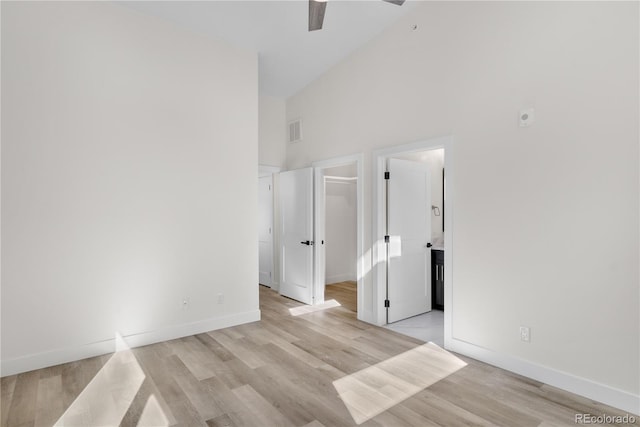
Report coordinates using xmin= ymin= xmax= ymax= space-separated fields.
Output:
xmin=300 ymin=240 xmax=314 ymax=246
xmin=426 ymin=243 xmax=433 ymax=248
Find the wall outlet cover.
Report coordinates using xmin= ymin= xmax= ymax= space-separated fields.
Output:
xmin=519 ymin=108 xmax=535 ymax=127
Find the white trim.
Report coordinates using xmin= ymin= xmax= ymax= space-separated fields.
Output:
xmin=258 ymin=165 xmax=281 ymax=289
xmin=447 ymin=338 xmax=640 ymax=416
xmin=258 ymin=174 xmax=275 ymax=287
xmin=258 ymin=164 xmax=280 ymax=177
xmin=314 ymin=166 xmax=326 ymax=304
xmin=324 ymin=176 xmax=357 ymax=183
xmin=312 ymin=153 xmax=367 ymax=322
xmin=1 ymin=310 xmax=261 ymax=377
xmin=372 ymin=135 xmax=453 ymax=326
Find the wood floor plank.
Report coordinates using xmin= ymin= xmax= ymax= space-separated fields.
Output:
xmin=405 ymin=388 xmax=495 ymax=426
xmin=200 ymin=375 xmax=268 ymax=427
xmin=118 ymin=377 xmax=155 ymax=427
xmin=231 ymin=384 xmax=295 ymax=427
xmin=428 ymin=375 xmax=542 ymax=426
xmin=325 ymin=281 xmax=357 ymax=312
xmin=2 ymin=285 xmax=637 ymax=427
xmin=33 ymin=375 xmax=63 ymax=427
xmin=59 ymin=355 xmax=108 ymax=412
xmin=207 ymin=332 xmax=267 ymax=370
xmin=206 ymin=413 xmax=236 ymax=427
xmin=1 ymin=375 xmax=17 ymax=427
xmin=215 ymin=358 xmax=258 ymax=390
xmin=6 ymin=370 xmax=40 ymax=427
xmin=369 ymin=408 xmax=439 ymax=427
xmin=252 ymin=364 xmax=365 ymax=427
xmin=194 ymin=333 xmax=235 ymax=362
xmin=167 ymin=336 xmax=218 ymax=381
xmin=165 ymin=354 xmax=225 ymax=421
xmin=292 ymin=339 xmax=369 ymax=374
xmin=246 ymin=327 xmax=326 ymax=368
xmin=243 ymin=367 xmax=319 ymax=426
xmin=131 ymin=346 xmax=187 ymax=426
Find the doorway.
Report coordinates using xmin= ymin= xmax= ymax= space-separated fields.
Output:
xmin=322 ymin=164 xmax=358 ymax=312
xmin=312 ymin=154 xmax=364 ymax=317
xmin=384 ymin=149 xmax=445 ymax=345
xmin=277 ymin=155 xmax=364 ymax=317
xmin=373 ymin=136 xmax=452 ymax=348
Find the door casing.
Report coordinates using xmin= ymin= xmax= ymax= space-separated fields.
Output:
xmin=373 ymin=136 xmax=453 ymax=348
xmin=259 ymin=165 xmax=280 ymax=289
xmin=312 ymin=154 xmax=365 ymax=320
xmin=258 ymin=174 xmax=274 ymax=286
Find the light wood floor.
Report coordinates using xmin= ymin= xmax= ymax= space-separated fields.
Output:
xmin=1 ymin=285 xmax=636 ymax=426
xmin=325 ymin=281 xmax=357 ymax=313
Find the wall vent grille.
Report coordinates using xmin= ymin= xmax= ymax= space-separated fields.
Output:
xmin=288 ymin=119 xmax=302 ymax=143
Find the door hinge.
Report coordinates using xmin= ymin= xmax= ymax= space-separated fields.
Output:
xmin=384 ymin=235 xmax=390 ymax=243
xmin=384 ymin=299 xmax=390 ymax=308
xmin=384 ymin=171 xmax=390 ymax=180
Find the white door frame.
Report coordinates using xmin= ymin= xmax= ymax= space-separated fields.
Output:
xmin=258 ymin=165 xmax=281 ymax=290
xmin=311 ymin=154 xmax=364 ymax=319
xmin=372 ymin=136 xmax=453 ymax=347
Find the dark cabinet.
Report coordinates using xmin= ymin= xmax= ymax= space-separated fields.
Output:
xmin=431 ymin=249 xmax=444 ymax=311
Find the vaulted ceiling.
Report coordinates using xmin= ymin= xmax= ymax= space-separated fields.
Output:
xmin=119 ymin=1 xmax=419 ymax=98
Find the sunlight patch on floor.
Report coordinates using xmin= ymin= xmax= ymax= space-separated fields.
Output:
xmin=288 ymin=299 xmax=341 ymax=316
xmin=333 ymin=342 xmax=467 ymax=425
xmin=54 ymin=332 xmax=169 ymax=426
xmin=137 ymin=394 xmax=169 ymax=427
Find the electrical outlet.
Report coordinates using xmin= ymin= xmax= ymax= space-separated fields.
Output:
xmin=520 ymin=326 xmax=531 ymax=343
xmin=217 ymin=293 xmax=224 ymax=304
xmin=519 ymin=108 xmax=535 ymax=127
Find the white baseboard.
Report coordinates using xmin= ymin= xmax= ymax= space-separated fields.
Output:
xmin=326 ymin=274 xmax=356 ymax=284
xmin=446 ymin=337 xmax=640 ymax=416
xmin=1 ymin=309 xmax=261 ymax=377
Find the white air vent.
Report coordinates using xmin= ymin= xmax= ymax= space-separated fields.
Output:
xmin=288 ymin=119 xmax=302 ymax=143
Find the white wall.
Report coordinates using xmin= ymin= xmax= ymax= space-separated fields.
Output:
xmin=259 ymin=95 xmax=286 ymax=169
xmin=325 ymin=180 xmax=357 ymax=283
xmin=258 ymin=95 xmax=286 ymax=290
xmin=286 ymin=1 xmax=639 ymax=408
xmin=1 ymin=1 xmax=259 ymax=375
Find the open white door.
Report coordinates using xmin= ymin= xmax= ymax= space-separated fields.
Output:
xmin=387 ymin=158 xmax=432 ymax=323
xmin=280 ymin=168 xmax=314 ymax=305
xmin=258 ymin=175 xmax=273 ymax=286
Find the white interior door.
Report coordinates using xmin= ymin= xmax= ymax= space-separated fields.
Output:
xmin=280 ymin=168 xmax=314 ymax=305
xmin=387 ymin=158 xmax=432 ymax=323
xmin=258 ymin=175 xmax=273 ymax=286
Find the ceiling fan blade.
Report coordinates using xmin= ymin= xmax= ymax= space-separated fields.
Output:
xmin=382 ymin=0 xmax=405 ymax=5
xmin=309 ymin=0 xmax=327 ymax=32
